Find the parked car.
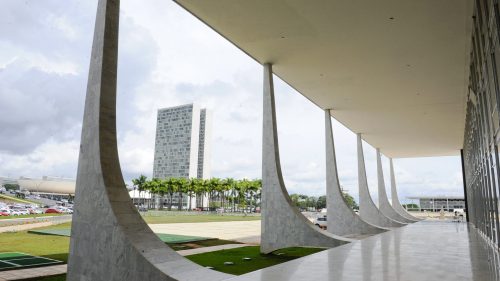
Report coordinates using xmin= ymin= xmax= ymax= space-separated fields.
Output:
xmin=0 ymin=209 xmax=11 ymax=216
xmin=29 ymin=208 xmax=43 ymax=214
xmin=45 ymin=207 xmax=63 ymax=214
xmin=136 ymin=205 xmax=147 ymax=212
xmin=314 ymin=216 xmax=327 ymax=230
xmin=9 ymin=210 xmax=21 ymax=216
xmin=17 ymin=209 xmax=30 ymax=215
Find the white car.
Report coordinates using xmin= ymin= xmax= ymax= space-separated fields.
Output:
xmin=17 ymin=209 xmax=30 ymax=215
xmin=313 ymin=216 xmax=327 ymax=230
xmin=56 ymin=207 xmax=73 ymax=214
xmin=29 ymin=208 xmax=43 ymax=214
xmin=9 ymin=210 xmax=21 ymax=216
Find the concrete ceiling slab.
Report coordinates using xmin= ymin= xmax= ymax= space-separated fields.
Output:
xmin=174 ymin=0 xmax=472 ymax=157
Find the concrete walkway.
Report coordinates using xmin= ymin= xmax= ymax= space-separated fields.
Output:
xmin=0 ymin=264 xmax=66 ymax=281
xmin=0 ymin=215 xmax=72 ymax=233
xmin=149 ymin=221 xmax=261 ymax=244
xmin=229 ymin=221 xmax=500 ymax=281
xmin=4 ymin=220 xmax=497 ymax=280
xmin=0 ymin=215 xmax=72 ymax=228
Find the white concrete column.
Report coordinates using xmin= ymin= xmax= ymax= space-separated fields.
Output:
xmin=67 ymin=1 xmax=231 ymax=280
xmin=325 ymin=110 xmax=385 ymax=237
xmin=376 ymin=149 xmax=413 ymax=224
xmin=357 ymin=134 xmax=405 ymax=228
xmin=389 ymin=158 xmax=420 ymax=221
xmin=261 ymin=63 xmax=351 ymax=253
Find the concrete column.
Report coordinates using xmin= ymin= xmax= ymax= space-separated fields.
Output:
xmin=376 ymin=150 xmax=413 ymax=224
xmin=260 ymin=63 xmax=351 ymax=254
xmin=357 ymin=134 xmax=405 ymax=228
xmin=66 ymin=1 xmax=232 ymax=280
xmin=389 ymin=158 xmax=420 ymax=221
xmin=324 ymin=110 xmax=386 ymax=237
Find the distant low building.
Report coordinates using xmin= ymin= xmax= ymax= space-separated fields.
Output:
xmin=406 ymin=196 xmax=465 ymax=212
xmin=18 ymin=176 xmax=76 ymax=195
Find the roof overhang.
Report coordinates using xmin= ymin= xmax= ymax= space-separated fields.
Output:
xmin=174 ymin=0 xmax=473 ymax=158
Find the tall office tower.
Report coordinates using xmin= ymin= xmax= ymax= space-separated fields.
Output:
xmin=197 ymin=109 xmax=212 ymax=179
xmin=153 ymin=104 xmax=212 ymax=180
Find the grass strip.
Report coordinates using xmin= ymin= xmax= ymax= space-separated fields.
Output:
xmin=186 ymin=246 xmax=324 ymax=275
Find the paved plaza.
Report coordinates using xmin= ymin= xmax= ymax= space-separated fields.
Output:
xmin=229 ymin=221 xmax=500 ymax=281
xmin=148 ymin=220 xmax=261 ymax=244
xmin=0 ymin=264 xmax=66 ymax=281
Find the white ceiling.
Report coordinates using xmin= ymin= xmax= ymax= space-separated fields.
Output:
xmin=175 ymin=0 xmax=472 ymax=158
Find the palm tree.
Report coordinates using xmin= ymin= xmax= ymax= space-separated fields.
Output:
xmin=226 ymin=178 xmax=236 ymax=211
xmin=246 ymin=179 xmax=260 ymax=212
xmin=194 ymin=178 xmax=208 ymax=210
xmin=153 ymin=178 xmax=166 ymax=210
xmin=238 ymin=179 xmax=250 ymax=212
xmin=143 ymin=179 xmax=157 ymax=209
xmin=149 ymin=178 xmax=163 ymax=210
xmin=253 ymin=179 xmax=262 ymax=210
xmin=208 ymin=178 xmax=221 ymax=211
xmin=165 ymin=178 xmax=177 ymax=211
xmin=177 ymin=178 xmax=188 ymax=210
xmin=132 ymin=175 xmax=148 ymax=206
xmin=187 ymin=178 xmax=196 ymax=210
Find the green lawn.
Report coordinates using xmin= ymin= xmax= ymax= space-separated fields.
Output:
xmin=143 ymin=214 xmax=260 ymax=224
xmin=31 ymin=246 xmax=323 ymax=280
xmin=0 ymin=224 xmax=71 ymax=264
xmin=0 ymin=194 xmax=40 ymax=205
xmin=0 ymin=214 xmax=65 ymax=220
xmin=186 ymin=246 xmax=324 ymax=275
xmin=1 ymin=214 xmax=324 ymax=280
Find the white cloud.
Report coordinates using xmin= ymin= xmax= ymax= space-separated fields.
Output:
xmin=0 ymin=0 xmax=464 ymax=205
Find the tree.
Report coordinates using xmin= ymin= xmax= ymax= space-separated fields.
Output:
xmin=132 ymin=175 xmax=148 ymax=205
xmin=149 ymin=178 xmax=164 ymax=210
xmin=402 ymin=203 xmax=419 ymax=210
xmin=342 ymin=192 xmax=358 ymax=210
xmin=208 ymin=178 xmax=221 ymax=210
xmin=197 ymin=178 xmax=209 ymax=210
xmin=226 ymin=178 xmax=237 ymax=211
xmin=3 ymin=184 xmax=19 ymax=191
xmin=164 ymin=178 xmax=177 ymax=211
xmin=176 ymin=178 xmax=188 ymax=210
xmin=316 ymin=195 xmax=327 ymax=209
xmin=143 ymin=179 xmax=157 ymax=209
xmin=187 ymin=178 xmax=197 ymax=210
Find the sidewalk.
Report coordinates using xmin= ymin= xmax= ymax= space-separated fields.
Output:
xmin=149 ymin=220 xmax=261 ymax=244
xmin=0 ymin=264 xmax=66 ymax=281
xmin=0 ymin=216 xmax=72 ymax=233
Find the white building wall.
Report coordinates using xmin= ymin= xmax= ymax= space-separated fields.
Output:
xmin=188 ymin=104 xmax=201 ymax=178
xmin=197 ymin=109 xmax=212 ymax=179
xmin=152 ymin=103 xmax=213 ymax=209
xmin=153 ymin=104 xmax=201 ymax=179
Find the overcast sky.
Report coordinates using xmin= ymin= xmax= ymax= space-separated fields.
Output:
xmin=0 ymin=0 xmax=464 ymax=203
